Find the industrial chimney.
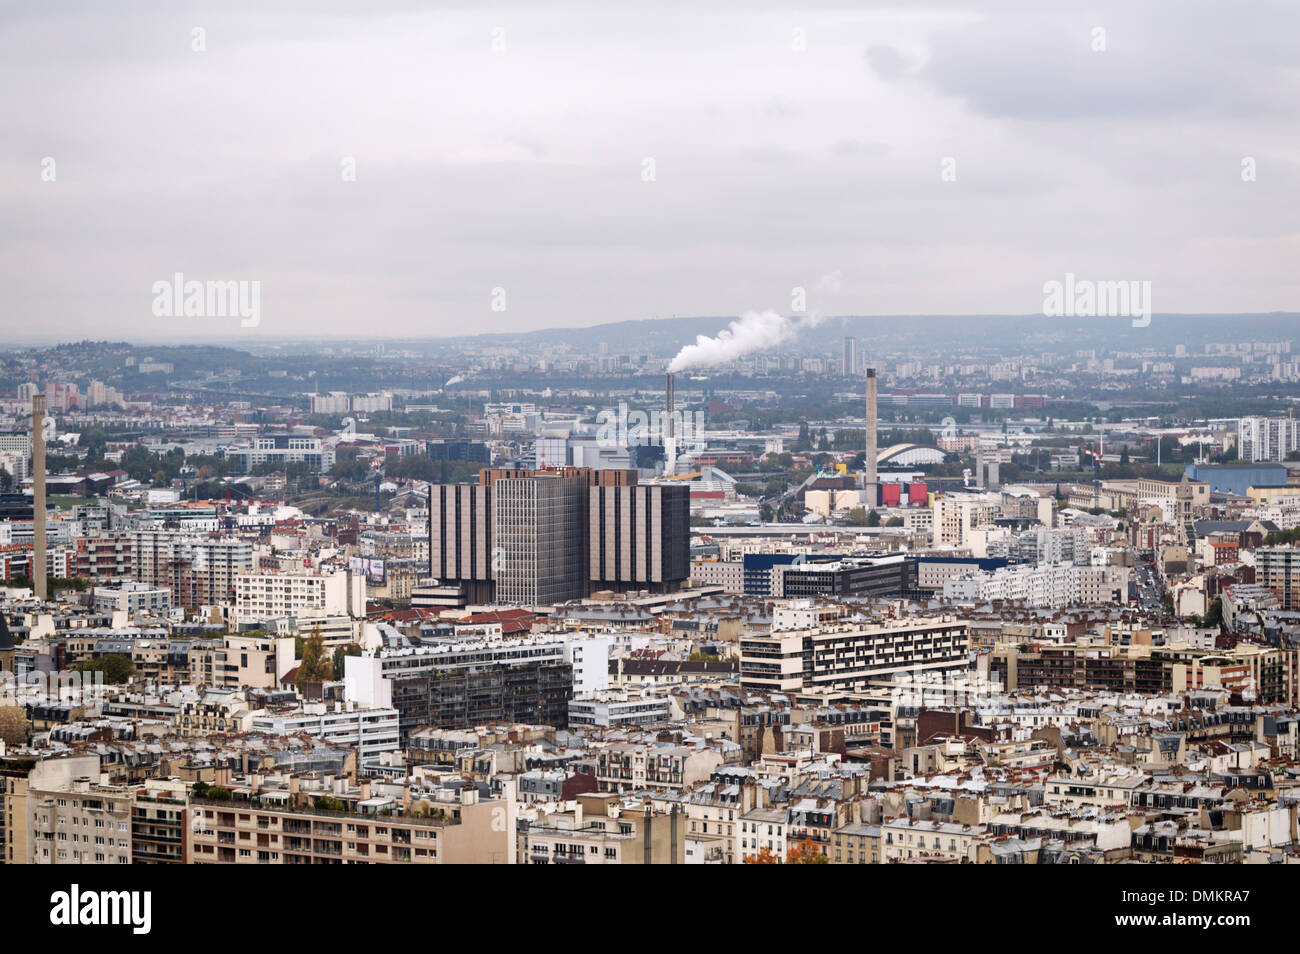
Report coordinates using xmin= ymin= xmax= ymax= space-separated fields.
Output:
xmin=864 ymin=368 xmax=877 ymax=507
xmin=31 ymin=394 xmax=47 ymax=600
xmin=665 ymin=372 xmax=677 ymax=474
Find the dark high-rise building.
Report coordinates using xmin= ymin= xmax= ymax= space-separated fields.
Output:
xmin=429 ymin=483 xmax=494 ymax=604
xmin=390 ymin=660 xmax=573 ymax=734
xmin=589 ymin=483 xmax=690 ymax=593
xmin=493 ymin=473 xmax=586 ymax=605
xmin=428 ymin=468 xmax=691 ymax=605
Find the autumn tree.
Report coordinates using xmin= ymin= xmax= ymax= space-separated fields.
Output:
xmin=742 ymin=839 xmax=827 ymax=864
xmin=296 ymin=626 xmax=330 ymax=686
xmin=786 ymin=838 xmax=829 ymax=864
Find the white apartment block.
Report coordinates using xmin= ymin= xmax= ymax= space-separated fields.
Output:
xmin=564 ymin=635 xmax=611 ymax=697
xmin=0 ymin=431 xmax=30 ymax=480
xmin=740 ymin=608 xmax=969 ymax=693
xmin=1022 ymin=526 xmax=1090 ymax=565
xmin=690 ymin=560 xmax=745 ymax=594
xmin=311 ymin=391 xmax=351 ymax=414
xmin=249 ymin=703 xmax=400 ymax=760
xmin=1238 ymin=416 xmax=1300 ymax=462
xmin=91 ymin=582 xmax=172 ymax=616
xmin=569 ymin=692 xmax=673 ymax=728
xmin=943 ymin=563 xmax=1129 ymax=608
xmin=27 ymin=760 xmax=133 ymax=865
xmin=931 ymin=493 xmax=1002 ymax=546
xmin=234 ymin=570 xmax=365 ymax=623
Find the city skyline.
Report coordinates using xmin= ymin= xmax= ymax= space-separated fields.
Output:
xmin=3 ymin=0 xmax=1299 ymax=910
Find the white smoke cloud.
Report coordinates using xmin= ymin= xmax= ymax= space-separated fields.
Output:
xmin=442 ymin=375 xmax=465 ymax=389
xmin=813 ymin=271 xmax=843 ymax=294
xmin=667 ymin=309 xmax=824 ymax=373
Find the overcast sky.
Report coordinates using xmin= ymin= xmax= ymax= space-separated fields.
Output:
xmin=2 ymin=0 xmax=1297 ymax=342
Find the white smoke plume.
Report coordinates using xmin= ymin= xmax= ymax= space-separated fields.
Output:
xmin=442 ymin=375 xmax=465 ymax=389
xmin=667 ymin=309 xmax=824 ymax=373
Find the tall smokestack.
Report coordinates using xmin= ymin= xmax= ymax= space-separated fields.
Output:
xmin=31 ymin=395 xmax=47 ymax=600
xmin=864 ymin=368 xmax=877 ymax=506
xmin=665 ymin=373 xmax=677 ymax=474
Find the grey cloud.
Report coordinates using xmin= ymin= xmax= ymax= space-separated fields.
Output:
xmin=0 ymin=0 xmax=1295 ymax=340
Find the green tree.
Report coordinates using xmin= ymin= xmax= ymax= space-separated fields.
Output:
xmin=73 ymin=653 xmax=135 ymax=684
xmin=332 ymin=643 xmax=362 ymax=680
xmin=1201 ymin=597 xmax=1224 ymax=631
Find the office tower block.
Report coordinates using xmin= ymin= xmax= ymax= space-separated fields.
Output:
xmin=589 ymin=482 xmax=690 ymax=593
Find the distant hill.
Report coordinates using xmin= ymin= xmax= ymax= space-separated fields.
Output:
xmin=437 ymin=312 xmax=1300 ymax=357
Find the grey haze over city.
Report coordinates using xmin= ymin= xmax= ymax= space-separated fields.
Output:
xmin=2 ymin=0 xmax=1298 ymax=343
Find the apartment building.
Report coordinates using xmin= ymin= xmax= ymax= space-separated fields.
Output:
xmin=739 ymin=605 xmax=970 ymax=694
xmin=1238 ymin=416 xmax=1300 ymax=462
xmin=129 ymin=531 xmax=254 ymax=607
xmin=28 ymin=775 xmax=134 ymax=865
xmin=881 ymin=817 xmax=986 ymax=863
xmin=175 ymin=689 xmax=254 ymax=738
xmin=737 ymin=807 xmax=788 ymax=861
xmin=346 ymin=634 xmax=596 ymax=735
xmin=132 ymin=782 xmax=188 ymax=863
xmin=1042 ymin=771 xmax=1151 ymax=809
xmin=944 ymin=563 xmax=1129 ymax=608
xmin=1003 ymin=642 xmax=1300 ymax=705
xmin=517 ymin=793 xmax=684 ymax=865
xmin=233 ymin=570 xmax=365 ymax=624
xmin=931 ymin=493 xmax=1001 ymax=546
xmin=347 ymin=640 xmax=573 ymax=736
xmin=593 ymin=743 xmax=722 ymax=793
xmin=73 ymin=536 xmax=133 ymax=584
xmin=92 ymin=582 xmax=171 ymax=616
xmin=570 ymin=693 xmax=673 ymax=729
xmin=830 ymin=822 xmax=882 ymax=864
xmin=1256 ymin=546 xmax=1300 ymax=610
xmin=188 ymin=633 xmax=296 ymax=690
xmin=224 ymin=434 xmax=335 ymax=474
xmin=249 ymin=703 xmax=400 ymax=761
xmin=0 ymin=758 xmax=37 ymax=865
xmin=191 ymin=787 xmax=512 ymax=864
xmin=654 ymin=781 xmax=765 ymax=865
